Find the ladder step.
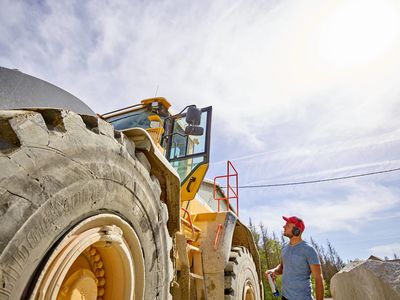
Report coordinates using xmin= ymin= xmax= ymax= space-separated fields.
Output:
xmin=190 ymin=272 xmax=204 ymax=280
xmin=188 ymin=244 xmax=201 ymax=253
xmin=181 ymin=218 xmax=201 ymax=232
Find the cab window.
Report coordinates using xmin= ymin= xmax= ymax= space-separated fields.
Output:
xmin=166 ymin=107 xmax=211 ymax=182
xmin=107 ymin=108 xmax=152 ymax=130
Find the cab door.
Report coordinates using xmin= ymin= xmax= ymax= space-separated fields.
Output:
xmin=165 ymin=106 xmax=212 ymax=202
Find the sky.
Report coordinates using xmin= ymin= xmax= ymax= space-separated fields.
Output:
xmin=1 ymin=0 xmax=400 ymax=261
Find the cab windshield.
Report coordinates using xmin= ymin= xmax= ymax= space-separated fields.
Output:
xmin=106 ymin=108 xmax=152 ymax=130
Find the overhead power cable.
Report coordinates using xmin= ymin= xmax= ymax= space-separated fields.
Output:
xmin=236 ymin=166 xmax=400 ymax=189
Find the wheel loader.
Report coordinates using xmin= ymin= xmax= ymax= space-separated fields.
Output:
xmin=0 ymin=67 xmax=262 ymax=300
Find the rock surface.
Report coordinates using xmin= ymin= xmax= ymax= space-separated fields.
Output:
xmin=331 ymin=257 xmax=400 ymax=300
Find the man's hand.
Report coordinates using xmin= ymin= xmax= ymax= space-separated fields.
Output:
xmin=265 ymin=262 xmax=283 ymax=280
xmin=265 ymin=269 xmax=277 ymax=280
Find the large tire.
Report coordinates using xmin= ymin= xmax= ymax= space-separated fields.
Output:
xmin=0 ymin=109 xmax=173 ymax=299
xmin=224 ymin=247 xmax=261 ymax=300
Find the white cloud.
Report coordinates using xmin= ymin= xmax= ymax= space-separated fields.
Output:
xmin=369 ymin=243 xmax=400 ymax=258
xmin=240 ymin=181 xmax=400 ymax=234
xmin=210 ymin=130 xmax=400 ymax=192
xmin=2 ymin=0 xmax=400 ymax=147
xmin=318 ymin=0 xmax=400 ymax=69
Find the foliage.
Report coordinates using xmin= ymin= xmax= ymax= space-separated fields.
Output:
xmin=309 ymin=237 xmax=346 ymax=296
xmin=249 ymin=218 xmax=345 ymax=299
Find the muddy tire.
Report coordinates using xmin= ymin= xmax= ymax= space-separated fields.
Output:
xmin=0 ymin=109 xmax=173 ymax=299
xmin=224 ymin=246 xmax=261 ymax=300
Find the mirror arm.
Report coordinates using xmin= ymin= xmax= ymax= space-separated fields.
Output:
xmin=164 ymin=105 xmax=196 ymax=122
xmin=163 ymin=132 xmax=188 ymax=139
xmin=177 ymin=105 xmax=196 ymax=115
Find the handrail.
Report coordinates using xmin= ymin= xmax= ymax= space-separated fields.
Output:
xmin=181 ymin=207 xmax=199 ymax=241
xmin=214 ymin=223 xmax=223 ymax=250
xmin=213 ymin=160 xmax=239 ymax=216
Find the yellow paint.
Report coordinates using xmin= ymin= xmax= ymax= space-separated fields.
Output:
xmin=146 ymin=127 xmax=164 ymax=145
xmin=34 ymin=214 xmax=144 ymax=299
xmin=141 ymin=97 xmax=172 ymax=109
xmin=181 ymin=163 xmax=209 ymax=202
xmin=191 ymin=212 xmax=218 ymax=223
xmin=182 ymin=198 xmax=213 ymax=214
xmin=58 ymin=246 xmax=106 ymax=300
xmin=148 ymin=115 xmax=162 ymax=122
xmin=59 ymin=269 xmax=98 ymax=300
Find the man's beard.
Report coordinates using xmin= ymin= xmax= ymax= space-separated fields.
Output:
xmin=283 ymin=232 xmax=293 ymax=238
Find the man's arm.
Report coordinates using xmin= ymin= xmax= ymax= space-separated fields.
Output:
xmin=310 ymin=264 xmax=324 ymax=300
xmin=265 ymin=261 xmax=283 ymax=279
xmin=274 ymin=261 xmax=283 ymax=275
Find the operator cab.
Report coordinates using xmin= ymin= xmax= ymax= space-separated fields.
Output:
xmin=101 ymin=98 xmax=212 ymax=200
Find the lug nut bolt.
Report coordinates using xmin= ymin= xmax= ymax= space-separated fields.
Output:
xmin=98 ymin=277 xmax=106 ymax=286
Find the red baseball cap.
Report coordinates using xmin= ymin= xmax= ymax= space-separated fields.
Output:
xmin=283 ymin=216 xmax=305 ymax=232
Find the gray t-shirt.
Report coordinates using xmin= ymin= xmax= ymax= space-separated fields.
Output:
xmin=281 ymin=240 xmax=320 ymax=300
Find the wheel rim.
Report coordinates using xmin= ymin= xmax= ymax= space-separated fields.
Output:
xmin=243 ymin=279 xmax=256 ymax=300
xmin=30 ymin=214 xmax=145 ymax=300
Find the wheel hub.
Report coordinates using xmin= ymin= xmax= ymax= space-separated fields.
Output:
xmin=243 ymin=280 xmax=256 ymax=300
xmin=31 ymin=214 xmax=145 ymax=300
xmin=59 ymin=269 xmax=98 ymax=300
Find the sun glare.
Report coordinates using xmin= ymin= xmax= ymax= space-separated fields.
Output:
xmin=318 ymin=0 xmax=400 ymax=69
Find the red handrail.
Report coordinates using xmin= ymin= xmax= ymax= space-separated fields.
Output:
xmin=213 ymin=160 xmax=239 ymax=216
xmin=181 ymin=207 xmax=195 ymax=240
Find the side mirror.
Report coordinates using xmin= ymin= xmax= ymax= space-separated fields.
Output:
xmin=186 ymin=105 xmax=201 ymax=126
xmin=185 ymin=125 xmax=204 ymax=136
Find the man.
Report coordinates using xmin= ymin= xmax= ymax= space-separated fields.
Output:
xmin=265 ymin=216 xmax=324 ymax=300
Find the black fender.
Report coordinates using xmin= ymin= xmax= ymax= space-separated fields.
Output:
xmin=0 ymin=67 xmax=94 ymax=115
